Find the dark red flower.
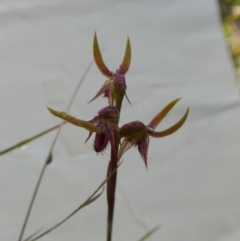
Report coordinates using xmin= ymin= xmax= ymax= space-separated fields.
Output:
xmin=85 ymin=106 xmax=120 ymax=154
xmin=88 ymin=32 xmax=131 ymax=110
xmin=119 ymin=98 xmax=189 ymax=168
xmin=47 ymin=106 xmax=120 ymax=155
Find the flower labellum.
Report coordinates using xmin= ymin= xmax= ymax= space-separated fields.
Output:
xmin=94 ymin=119 xmax=109 ymax=153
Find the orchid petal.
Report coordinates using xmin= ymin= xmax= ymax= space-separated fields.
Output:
xmin=124 ymin=92 xmax=131 ymax=105
xmin=148 ymin=98 xmax=182 ymax=129
xmin=118 ymin=137 xmax=136 ymax=161
xmin=88 ymin=80 xmax=111 ymax=103
xmin=117 ymin=37 xmax=131 ymax=75
xmin=94 ymin=132 xmax=109 ymax=153
xmin=93 ymin=32 xmax=112 ymax=77
xmin=47 ymin=108 xmax=102 ymax=133
xmin=148 ymin=108 xmax=189 ymax=137
xmin=85 ymin=132 xmax=93 ymax=144
xmin=138 ymin=135 xmax=149 ymax=169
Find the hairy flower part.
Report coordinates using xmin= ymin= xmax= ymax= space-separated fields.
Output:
xmin=47 ymin=106 xmax=120 ymax=155
xmin=91 ymin=120 xmax=119 ymax=155
xmin=119 ymin=99 xmax=189 ymax=168
xmin=89 ymin=32 xmax=131 ymax=111
xmin=94 ymin=119 xmax=109 ymax=153
xmin=85 ymin=106 xmax=120 ymax=154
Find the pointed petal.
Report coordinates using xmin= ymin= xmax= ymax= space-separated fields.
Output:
xmin=88 ymin=80 xmax=111 ymax=103
xmin=118 ymin=137 xmax=136 ymax=161
xmin=138 ymin=136 xmax=149 ymax=169
xmin=85 ymin=132 xmax=93 ymax=144
xmin=124 ymin=91 xmax=131 ymax=105
xmin=148 ymin=108 xmax=189 ymax=137
xmin=93 ymin=32 xmax=112 ymax=77
xmin=148 ymin=98 xmax=182 ymax=129
xmin=117 ymin=37 xmax=131 ymax=75
xmin=47 ymin=108 xmax=102 ymax=133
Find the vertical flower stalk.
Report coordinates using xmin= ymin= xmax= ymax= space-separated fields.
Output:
xmin=90 ymin=32 xmax=131 ymax=241
xmin=106 ymin=134 xmax=119 ymax=241
xmin=48 ymin=32 xmax=189 ymax=241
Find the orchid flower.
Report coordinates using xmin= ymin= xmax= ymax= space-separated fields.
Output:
xmin=119 ymin=98 xmax=189 ymax=168
xmin=48 ymin=106 xmax=119 ymax=155
xmin=88 ymin=32 xmax=131 ymax=111
xmin=47 ymin=32 xmax=189 ymax=241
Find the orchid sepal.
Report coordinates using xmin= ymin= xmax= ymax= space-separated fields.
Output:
xmin=147 ymin=108 xmax=189 ymax=138
xmin=93 ymin=32 xmax=113 ymax=77
xmin=88 ymin=79 xmax=112 ymax=104
xmin=47 ymin=108 xmax=102 ymax=133
xmin=116 ymin=36 xmax=131 ymax=75
xmin=148 ymin=98 xmax=182 ymax=129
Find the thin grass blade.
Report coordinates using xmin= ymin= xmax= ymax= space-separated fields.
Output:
xmin=136 ymin=225 xmax=160 ymax=241
xmin=25 ymin=164 xmax=120 ymax=241
xmin=0 ymin=123 xmax=65 ymax=156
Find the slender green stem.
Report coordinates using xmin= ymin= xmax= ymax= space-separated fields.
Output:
xmin=136 ymin=225 xmax=160 ymax=241
xmin=24 ymin=163 xmax=120 ymax=241
xmin=1 ymin=61 xmax=94 ymax=157
xmin=0 ymin=124 xmax=65 ymax=156
xmin=27 ymin=187 xmax=104 ymax=241
xmin=17 ymin=61 xmax=93 ymax=241
xmin=17 ymin=160 xmax=48 ymax=241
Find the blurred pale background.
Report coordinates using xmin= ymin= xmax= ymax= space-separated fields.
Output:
xmin=1 ymin=0 xmax=240 ymax=241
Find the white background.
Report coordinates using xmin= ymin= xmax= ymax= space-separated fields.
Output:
xmin=1 ymin=0 xmax=240 ymax=241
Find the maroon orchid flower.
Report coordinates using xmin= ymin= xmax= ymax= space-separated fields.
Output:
xmin=85 ymin=106 xmax=120 ymax=154
xmin=88 ymin=32 xmax=131 ymax=111
xmin=47 ymin=32 xmax=189 ymax=241
xmin=119 ymin=98 xmax=189 ymax=168
xmin=47 ymin=106 xmax=119 ymax=155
